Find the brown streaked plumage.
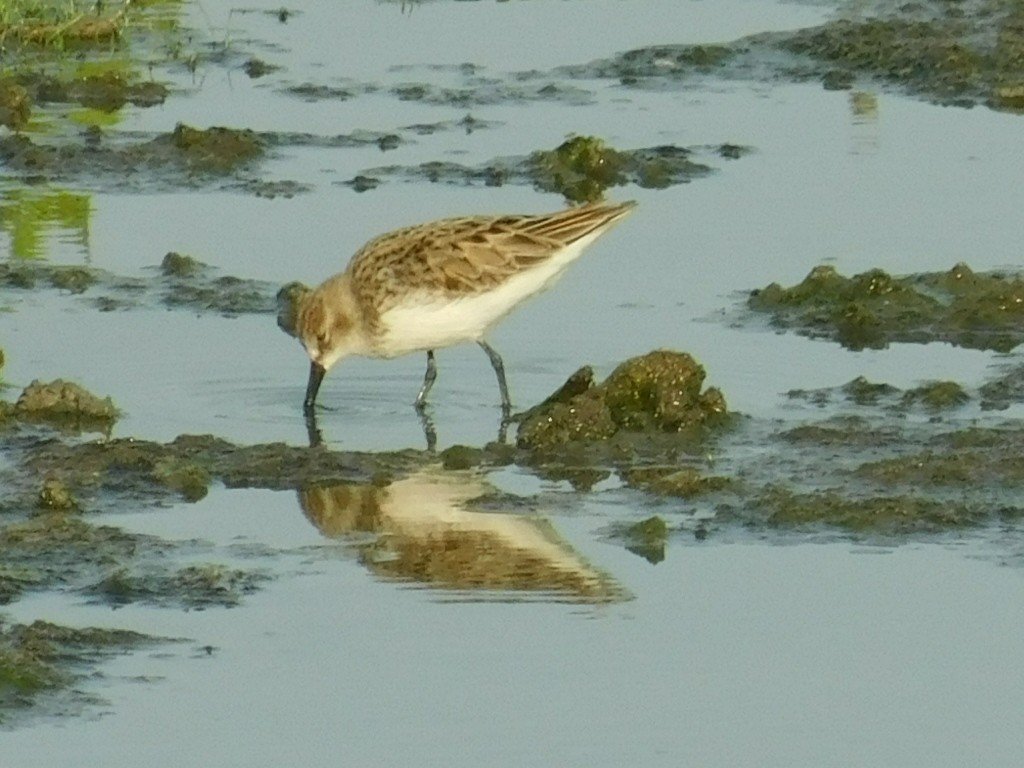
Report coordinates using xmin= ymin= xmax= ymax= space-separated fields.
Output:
xmin=277 ymin=200 xmax=637 ymax=415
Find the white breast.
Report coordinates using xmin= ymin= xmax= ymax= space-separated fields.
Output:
xmin=374 ymin=234 xmax=597 ymax=358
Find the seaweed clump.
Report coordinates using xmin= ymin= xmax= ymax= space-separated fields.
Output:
xmin=517 ymin=350 xmax=728 ymax=450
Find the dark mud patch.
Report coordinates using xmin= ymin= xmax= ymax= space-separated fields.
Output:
xmin=0 ymin=253 xmax=279 ymax=316
xmin=0 ymin=123 xmax=263 ymax=188
xmin=0 ymin=618 xmax=172 ymax=727
xmin=978 ymin=362 xmax=1024 ymax=410
xmin=87 ymin=564 xmax=270 ymax=610
xmin=16 ymin=433 xmax=426 ymax=506
xmin=352 ymin=135 xmax=739 ymax=203
xmin=0 ymin=497 xmax=274 ymax=612
xmin=747 ymin=263 xmax=1024 ymax=352
xmin=285 ymin=68 xmax=594 ymax=108
xmin=788 ymin=375 xmax=971 ymax=413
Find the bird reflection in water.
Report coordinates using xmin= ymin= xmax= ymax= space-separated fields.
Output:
xmin=297 ymin=469 xmax=626 ymax=603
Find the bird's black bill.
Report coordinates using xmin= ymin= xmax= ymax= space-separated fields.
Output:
xmin=303 ymin=361 xmax=326 ymax=415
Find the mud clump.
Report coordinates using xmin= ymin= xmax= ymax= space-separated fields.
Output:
xmin=517 ymin=351 xmax=727 ymax=450
xmin=901 ymin=381 xmax=970 ymax=411
xmin=14 ymin=379 xmax=118 ymax=431
xmin=160 ymin=251 xmax=205 ymax=278
xmin=166 ymin=123 xmax=263 ymax=172
xmin=749 ymin=263 xmax=1024 ymax=352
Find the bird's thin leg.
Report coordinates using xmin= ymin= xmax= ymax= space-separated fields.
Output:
xmin=305 ymin=410 xmax=324 ymax=448
xmin=303 ymin=361 xmax=326 ymax=416
xmin=478 ymin=340 xmax=511 ymax=414
xmin=417 ymin=407 xmax=438 ymax=452
xmin=415 ymin=350 xmax=438 ymax=408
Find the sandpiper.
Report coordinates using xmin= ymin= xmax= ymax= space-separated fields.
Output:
xmin=278 ymin=199 xmax=636 ymax=415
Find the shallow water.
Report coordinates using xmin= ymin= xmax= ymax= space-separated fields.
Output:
xmin=4 ymin=0 xmax=1024 ymax=764
xmin=6 ymin=490 xmax=1024 ymax=766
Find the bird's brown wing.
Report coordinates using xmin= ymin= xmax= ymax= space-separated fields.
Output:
xmin=350 ymin=201 xmax=636 ymax=308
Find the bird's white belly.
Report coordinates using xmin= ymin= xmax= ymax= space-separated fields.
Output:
xmin=375 ymin=237 xmax=592 ymax=357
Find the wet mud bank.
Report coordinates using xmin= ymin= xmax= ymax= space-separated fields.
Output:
xmin=560 ymin=0 xmax=1024 ymax=112
xmin=0 ymin=252 xmax=279 ymax=316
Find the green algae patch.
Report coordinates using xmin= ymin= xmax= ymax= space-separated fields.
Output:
xmin=36 ymin=476 xmax=77 ymax=512
xmin=901 ymin=381 xmax=970 ymax=411
xmin=780 ymin=19 xmax=985 ymax=102
xmin=518 ymin=351 xmax=728 ymax=450
xmin=530 ymin=135 xmax=627 ymax=203
xmin=607 ymin=516 xmax=669 ymax=564
xmin=749 ymin=263 xmax=1024 ymax=352
xmin=14 ymin=379 xmax=118 ymax=433
xmin=0 ymin=66 xmax=165 ymax=132
xmin=0 ymin=81 xmax=31 ymax=131
xmin=20 ymin=432 xmax=429 ymax=497
xmin=152 ymin=459 xmax=211 ymax=502
xmin=855 ymin=440 xmax=1024 ymax=490
xmin=757 ymin=488 xmax=980 ymax=533
xmin=623 ymin=466 xmax=734 ymax=499
xmin=0 ymin=618 xmax=169 ymax=724
xmin=0 ymin=4 xmax=128 ymax=47
xmin=568 ymin=2 xmax=1024 ymax=113
xmin=89 ymin=564 xmax=269 ymax=609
